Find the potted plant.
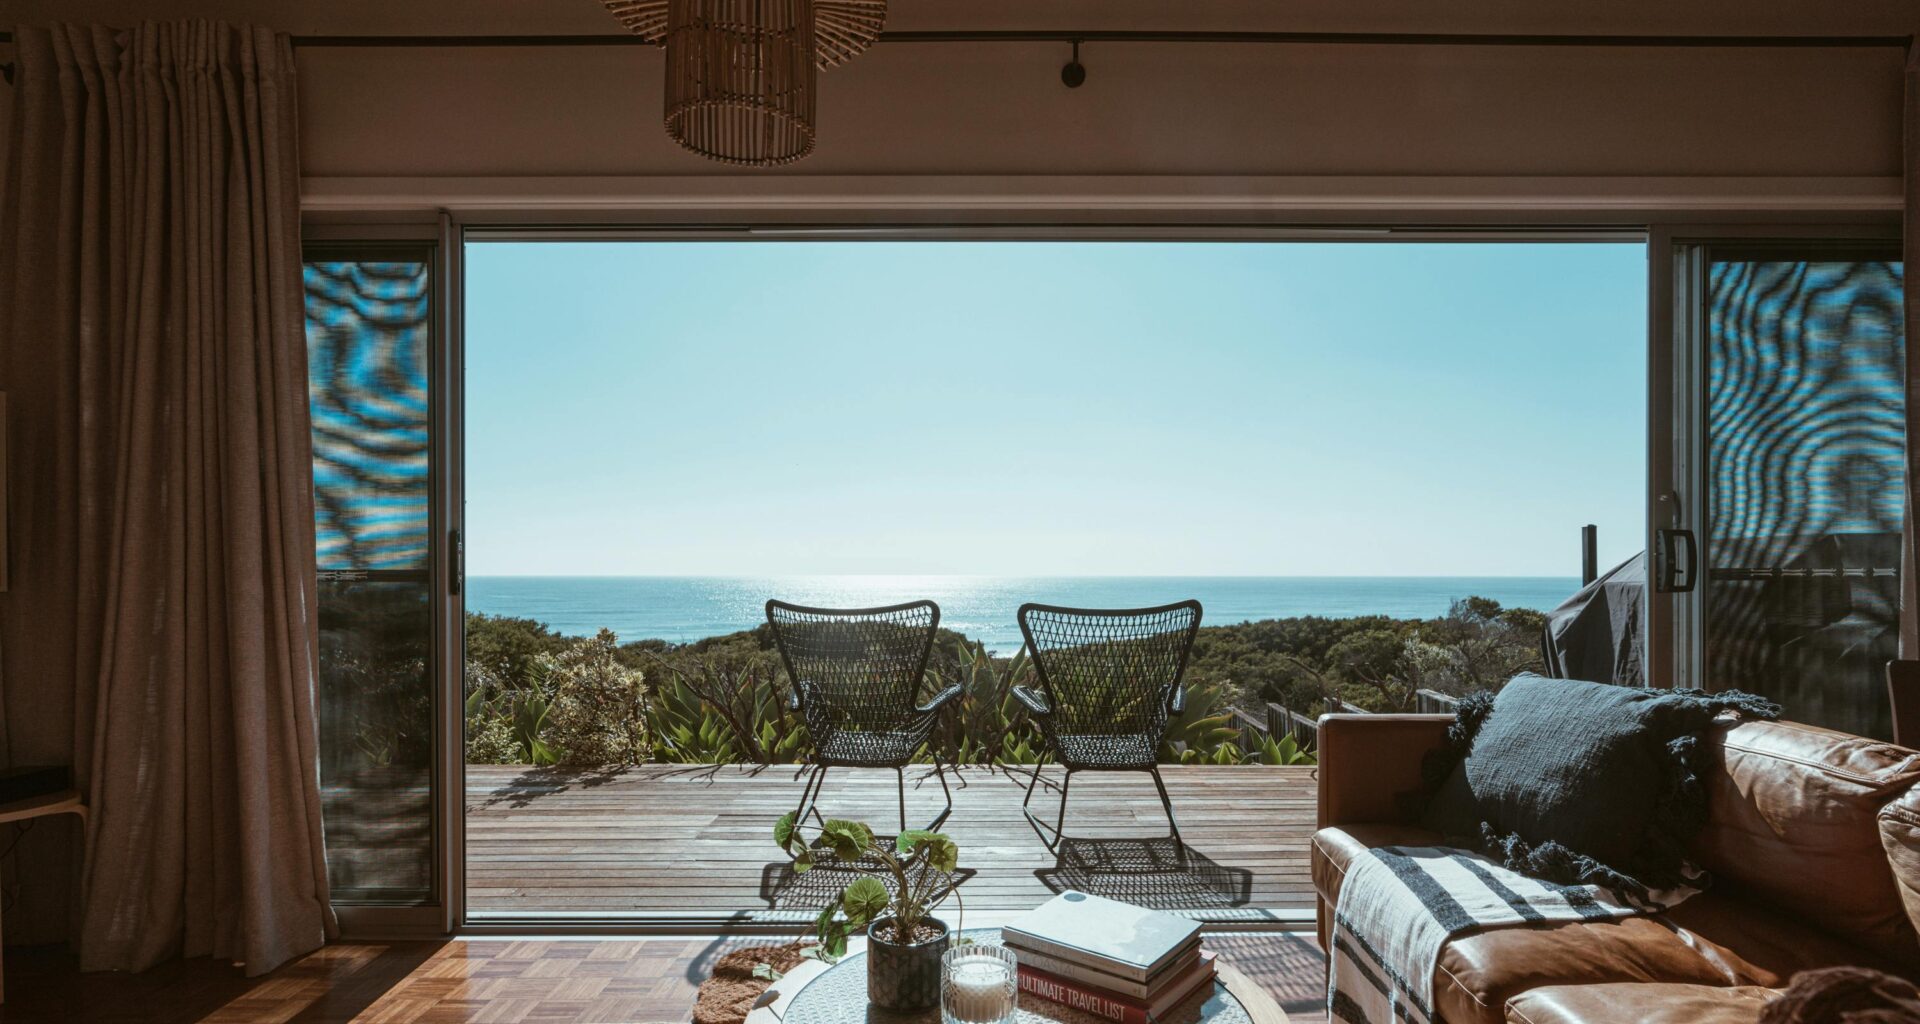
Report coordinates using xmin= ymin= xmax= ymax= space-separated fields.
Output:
xmin=774 ymin=812 xmax=963 ymax=1011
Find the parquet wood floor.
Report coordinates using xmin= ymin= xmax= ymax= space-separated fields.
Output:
xmin=0 ymin=934 xmax=1328 ymax=1023
xmin=4 ymin=764 xmax=1328 ymax=1022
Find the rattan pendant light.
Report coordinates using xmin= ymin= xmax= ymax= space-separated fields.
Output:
xmin=604 ymin=0 xmax=886 ymax=68
xmin=661 ymin=0 xmax=817 ymax=166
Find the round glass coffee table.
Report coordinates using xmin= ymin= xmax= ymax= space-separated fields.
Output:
xmin=778 ymin=929 xmax=1288 ymax=1024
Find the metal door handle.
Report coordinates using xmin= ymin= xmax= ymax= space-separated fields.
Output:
xmin=450 ymin=528 xmax=464 ymax=595
xmin=1654 ymin=528 xmax=1696 ymax=593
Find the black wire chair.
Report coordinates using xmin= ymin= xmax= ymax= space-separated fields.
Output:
xmin=765 ymin=599 xmax=960 ymax=837
xmin=1013 ymin=600 xmax=1203 ymax=853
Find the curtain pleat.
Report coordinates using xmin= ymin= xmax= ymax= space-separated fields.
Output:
xmin=0 ymin=20 xmax=333 ymax=976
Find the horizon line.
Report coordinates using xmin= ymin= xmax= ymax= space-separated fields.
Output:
xmin=463 ymin=572 xmax=1589 ymax=579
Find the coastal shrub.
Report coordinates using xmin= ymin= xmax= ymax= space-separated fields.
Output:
xmin=1160 ymin=676 xmax=1243 ymax=763
xmin=464 ymin=687 xmax=527 ymax=764
xmin=1251 ymin=732 xmax=1315 ymax=766
xmin=467 ymin=613 xmax=571 ymax=694
xmin=458 ymin=597 xmax=1552 ymax=769
xmin=647 ymin=653 xmax=808 ymax=763
xmin=927 ymin=644 xmax=1045 ymax=765
xmin=542 ymin=629 xmax=653 ymax=767
xmin=1185 ymin=598 xmax=1548 ymax=715
xmin=464 ymin=714 xmax=523 ymax=764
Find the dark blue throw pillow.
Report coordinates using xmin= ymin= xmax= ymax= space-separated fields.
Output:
xmin=1420 ymin=674 xmax=1780 ymax=897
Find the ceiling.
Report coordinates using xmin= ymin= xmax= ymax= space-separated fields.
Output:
xmin=9 ymin=0 xmax=1919 ymax=37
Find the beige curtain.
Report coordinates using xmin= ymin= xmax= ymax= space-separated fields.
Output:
xmin=0 ymin=22 xmax=334 ymax=975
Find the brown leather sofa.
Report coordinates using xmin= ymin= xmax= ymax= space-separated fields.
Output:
xmin=1311 ymin=713 xmax=1920 ymax=1024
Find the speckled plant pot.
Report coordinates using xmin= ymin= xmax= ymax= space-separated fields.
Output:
xmin=866 ymin=915 xmax=950 ymax=1011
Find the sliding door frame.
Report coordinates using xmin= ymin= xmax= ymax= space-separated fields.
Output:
xmin=304 ymin=211 xmax=1903 ymax=937
xmin=304 ymin=220 xmax=465 ymax=939
xmin=1647 ymin=222 xmax=1903 ymax=691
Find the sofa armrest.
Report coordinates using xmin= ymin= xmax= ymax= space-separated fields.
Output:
xmin=1316 ymin=714 xmax=1453 ymax=830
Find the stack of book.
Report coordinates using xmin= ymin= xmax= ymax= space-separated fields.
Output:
xmin=1002 ymin=891 xmax=1217 ymax=1024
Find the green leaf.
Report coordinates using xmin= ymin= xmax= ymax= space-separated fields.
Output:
xmin=841 ymin=876 xmax=890 ymax=926
xmin=774 ymin=811 xmax=799 ymax=852
xmin=895 ymin=829 xmax=935 ymax=854
xmin=819 ymin=920 xmax=849 ymax=959
xmin=907 ymin=832 xmax=958 ymax=873
xmin=751 ymin=963 xmax=783 ymax=982
xmin=820 ymin=819 xmax=873 ymax=860
xmin=814 ymin=900 xmax=841 ymax=937
xmin=793 ymin=849 xmax=813 ymax=873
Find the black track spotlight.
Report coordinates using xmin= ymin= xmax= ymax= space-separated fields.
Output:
xmin=1060 ymin=39 xmax=1085 ymax=88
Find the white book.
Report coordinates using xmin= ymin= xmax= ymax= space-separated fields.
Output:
xmin=1001 ymin=891 xmax=1203 ymax=984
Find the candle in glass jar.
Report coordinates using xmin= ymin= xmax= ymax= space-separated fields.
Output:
xmin=945 ymin=954 xmax=1015 ymax=1022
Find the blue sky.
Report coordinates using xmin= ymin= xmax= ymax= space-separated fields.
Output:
xmin=464 ymin=241 xmax=1645 ymax=576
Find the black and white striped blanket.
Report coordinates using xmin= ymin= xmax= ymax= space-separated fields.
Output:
xmin=1327 ymin=845 xmax=1696 ymax=1024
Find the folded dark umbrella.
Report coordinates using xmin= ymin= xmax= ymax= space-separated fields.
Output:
xmin=1540 ymin=553 xmax=1644 ymax=688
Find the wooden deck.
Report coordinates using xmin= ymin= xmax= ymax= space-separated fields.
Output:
xmin=466 ymin=764 xmax=1318 ymax=922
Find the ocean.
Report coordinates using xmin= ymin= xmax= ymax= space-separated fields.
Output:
xmin=465 ymin=576 xmax=1582 ymax=653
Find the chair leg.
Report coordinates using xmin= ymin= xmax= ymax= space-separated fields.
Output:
xmin=896 ymin=764 xmax=954 ymax=836
xmin=792 ymin=763 xmax=828 ymax=843
xmin=1022 ymin=762 xmax=1071 ymax=852
xmin=1148 ymin=764 xmax=1185 ymax=853
xmin=800 ymin=763 xmax=953 ymax=849
xmin=925 ymin=764 xmax=953 ymax=833
xmin=1026 ymin=763 xmax=1183 ymax=854
xmin=1056 ymin=770 xmax=1073 ymax=842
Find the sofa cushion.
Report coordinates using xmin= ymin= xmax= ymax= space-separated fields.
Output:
xmin=1421 ymin=675 xmax=1779 ymax=895
xmin=1694 ymin=719 xmax=1920 ymax=968
xmin=1880 ymin=784 xmax=1920 ymax=965
xmin=1313 ymin=825 xmax=1904 ymax=1024
xmin=1504 ymin=983 xmax=1775 ymax=1024
xmin=1658 ymin=888 xmax=1912 ymax=985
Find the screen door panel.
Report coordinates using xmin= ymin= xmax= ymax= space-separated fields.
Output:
xmin=306 ymin=251 xmax=437 ymax=903
xmin=1704 ymin=255 xmax=1904 ymax=739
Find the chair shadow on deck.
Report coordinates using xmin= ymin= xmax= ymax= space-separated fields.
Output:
xmin=759 ymin=853 xmax=975 ymax=914
xmin=465 ymin=764 xmax=629 ymax=811
xmin=467 ymin=762 xmax=783 ymax=812
xmin=1034 ymin=837 xmax=1253 ymax=913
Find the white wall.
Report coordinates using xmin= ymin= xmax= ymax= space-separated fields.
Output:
xmin=3 ymin=1 xmax=1916 ymax=219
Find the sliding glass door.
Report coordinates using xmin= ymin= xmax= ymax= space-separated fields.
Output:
xmin=1659 ymin=236 xmax=1905 ymax=738
xmin=304 ymin=244 xmax=441 ymax=910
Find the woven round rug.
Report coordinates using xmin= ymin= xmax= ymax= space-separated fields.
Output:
xmin=695 ymin=942 xmax=814 ymax=1024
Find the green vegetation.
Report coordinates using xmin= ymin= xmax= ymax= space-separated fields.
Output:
xmin=1188 ymin=596 xmax=1548 ymax=714
xmin=458 ymin=596 xmax=1546 ymax=769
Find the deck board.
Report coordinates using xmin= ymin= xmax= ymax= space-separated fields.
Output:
xmin=466 ymin=764 xmax=1319 ymax=921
